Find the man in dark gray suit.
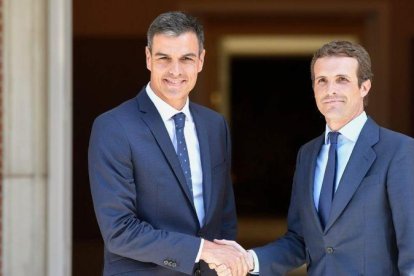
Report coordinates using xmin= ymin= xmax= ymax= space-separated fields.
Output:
xmin=217 ymin=40 xmax=414 ymax=275
xmin=89 ymin=11 xmax=250 ymax=276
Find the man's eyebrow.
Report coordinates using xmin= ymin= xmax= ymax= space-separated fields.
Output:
xmin=153 ymin=52 xmax=198 ymax=58
xmin=154 ymin=52 xmax=169 ymax=57
xmin=315 ymin=74 xmax=350 ymax=79
xmin=182 ymin=53 xmax=197 ymax=58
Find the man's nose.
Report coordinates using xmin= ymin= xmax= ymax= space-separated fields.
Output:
xmin=326 ymin=82 xmax=337 ymax=95
xmin=168 ymin=61 xmax=182 ymax=76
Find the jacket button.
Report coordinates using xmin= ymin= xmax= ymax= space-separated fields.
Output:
xmin=171 ymin=262 xmax=177 ymax=268
xmin=326 ymin=247 xmax=334 ymax=254
xmin=163 ymin=260 xmax=169 ymax=265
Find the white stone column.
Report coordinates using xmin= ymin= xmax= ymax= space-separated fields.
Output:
xmin=2 ymin=0 xmax=72 ymax=274
xmin=47 ymin=0 xmax=73 ymax=274
xmin=3 ymin=0 xmax=48 ymax=274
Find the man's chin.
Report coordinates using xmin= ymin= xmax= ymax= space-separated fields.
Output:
xmin=165 ymin=86 xmax=195 ymax=96
xmin=323 ymin=111 xmax=344 ymax=121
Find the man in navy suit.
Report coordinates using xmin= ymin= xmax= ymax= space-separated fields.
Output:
xmin=217 ymin=41 xmax=414 ymax=275
xmin=89 ymin=11 xmax=250 ymax=276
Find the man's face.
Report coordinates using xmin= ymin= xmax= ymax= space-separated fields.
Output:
xmin=146 ymin=32 xmax=205 ymax=110
xmin=313 ymin=56 xmax=371 ymax=129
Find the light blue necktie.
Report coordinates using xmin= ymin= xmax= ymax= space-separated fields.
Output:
xmin=173 ymin=113 xmax=193 ymax=194
xmin=318 ymin=131 xmax=340 ymax=229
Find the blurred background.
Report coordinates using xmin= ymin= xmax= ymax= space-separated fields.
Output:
xmin=3 ymin=0 xmax=414 ymax=275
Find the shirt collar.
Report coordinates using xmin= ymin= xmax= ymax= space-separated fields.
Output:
xmin=145 ymin=83 xmax=193 ymax=122
xmin=324 ymin=111 xmax=368 ymax=144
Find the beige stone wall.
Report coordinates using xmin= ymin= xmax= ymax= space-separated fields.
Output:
xmin=2 ymin=0 xmax=72 ymax=273
xmin=2 ymin=0 xmax=49 ymax=274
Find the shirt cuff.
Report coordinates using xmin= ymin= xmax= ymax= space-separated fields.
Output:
xmin=195 ymin=238 xmax=204 ymax=263
xmin=248 ymin=249 xmax=260 ymax=274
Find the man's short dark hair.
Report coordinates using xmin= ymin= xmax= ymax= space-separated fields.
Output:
xmin=311 ymin=40 xmax=373 ymax=87
xmin=147 ymin=11 xmax=204 ymax=54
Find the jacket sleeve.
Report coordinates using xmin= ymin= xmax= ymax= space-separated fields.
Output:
xmin=88 ymin=113 xmax=201 ymax=275
xmin=387 ymin=138 xmax=414 ymax=275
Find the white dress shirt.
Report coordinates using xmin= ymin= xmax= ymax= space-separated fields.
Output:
xmin=250 ymin=111 xmax=368 ymax=274
xmin=146 ymin=83 xmax=205 ymax=262
xmin=313 ymin=112 xmax=367 ymax=209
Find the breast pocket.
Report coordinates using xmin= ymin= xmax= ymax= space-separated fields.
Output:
xmin=360 ymin=174 xmax=380 ymax=188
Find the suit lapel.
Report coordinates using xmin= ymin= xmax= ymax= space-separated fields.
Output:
xmin=136 ymin=90 xmax=196 ymax=209
xmin=324 ymin=118 xmax=379 ymax=232
xmin=305 ymin=134 xmax=325 ymax=233
xmin=190 ymin=104 xmax=212 ymax=224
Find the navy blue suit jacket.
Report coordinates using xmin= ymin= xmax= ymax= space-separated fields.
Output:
xmin=254 ymin=118 xmax=414 ymax=275
xmin=89 ymin=88 xmax=237 ymax=275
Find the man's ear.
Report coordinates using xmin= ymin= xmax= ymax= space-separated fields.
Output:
xmin=197 ymin=49 xmax=206 ymax=73
xmin=145 ymin=46 xmax=151 ymax=71
xmin=360 ymin=79 xmax=371 ymax=97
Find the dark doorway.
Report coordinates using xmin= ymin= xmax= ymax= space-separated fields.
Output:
xmin=411 ymin=39 xmax=414 ymax=136
xmin=72 ymin=37 xmax=149 ymax=276
xmin=230 ymin=56 xmax=325 ymax=225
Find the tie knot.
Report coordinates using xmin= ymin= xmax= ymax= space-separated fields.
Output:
xmin=328 ymin=132 xmax=340 ymax=145
xmin=173 ymin=112 xmax=186 ymax=130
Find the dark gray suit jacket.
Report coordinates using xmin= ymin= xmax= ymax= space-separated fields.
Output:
xmin=254 ymin=118 xmax=414 ymax=275
xmin=89 ymin=88 xmax=237 ymax=275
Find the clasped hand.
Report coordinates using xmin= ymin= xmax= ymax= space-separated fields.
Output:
xmin=200 ymin=239 xmax=254 ymax=276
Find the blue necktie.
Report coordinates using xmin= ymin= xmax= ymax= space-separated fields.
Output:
xmin=318 ymin=131 xmax=340 ymax=229
xmin=173 ymin=113 xmax=193 ymax=194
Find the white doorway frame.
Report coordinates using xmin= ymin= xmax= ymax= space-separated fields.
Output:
xmin=216 ymin=35 xmax=358 ymax=121
xmin=47 ymin=0 xmax=73 ymax=275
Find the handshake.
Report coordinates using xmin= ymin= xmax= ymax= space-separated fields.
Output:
xmin=200 ymin=239 xmax=254 ymax=276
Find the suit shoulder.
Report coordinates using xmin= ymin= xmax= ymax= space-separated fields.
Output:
xmin=93 ymin=97 xmax=138 ymax=126
xmin=375 ymin=127 xmax=414 ymax=164
xmin=378 ymin=127 xmax=414 ymax=152
xmin=379 ymin=126 xmax=414 ymax=143
xmin=90 ymin=97 xmax=141 ymax=143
